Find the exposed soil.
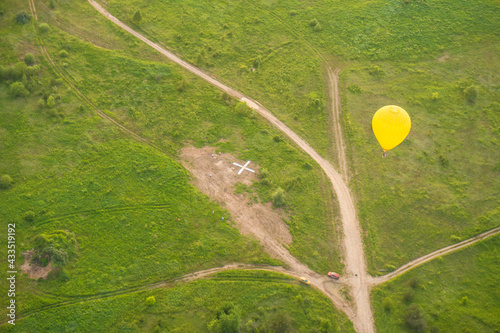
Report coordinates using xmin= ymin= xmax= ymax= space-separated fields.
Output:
xmin=180 ymin=146 xmax=292 ymax=246
xmin=20 ymin=250 xmax=53 ymax=280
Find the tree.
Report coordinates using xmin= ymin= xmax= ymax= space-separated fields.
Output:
xmin=15 ymin=11 xmax=31 ymax=25
xmin=272 ymin=188 xmax=286 ymax=207
xmin=405 ymin=304 xmax=427 ymax=333
xmin=0 ymin=175 xmax=13 ymax=189
xmin=133 ymin=10 xmax=142 ymax=24
xmin=59 ymin=50 xmax=69 ymax=58
xmin=146 ymin=296 xmax=156 ymax=305
xmin=9 ymin=82 xmax=29 ymax=97
xmin=269 ymin=311 xmax=295 ymax=332
xmin=207 ymin=303 xmax=241 ymax=333
xmin=464 ymin=85 xmax=478 ymax=103
xmin=23 ymin=211 xmax=36 ymax=222
xmin=47 ymin=95 xmax=56 ymax=108
xmin=24 ymin=53 xmax=35 ymax=66
xmin=39 ymin=23 xmax=49 ymax=33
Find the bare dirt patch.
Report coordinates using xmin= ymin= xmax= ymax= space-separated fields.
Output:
xmin=438 ymin=54 xmax=450 ymax=62
xmin=20 ymin=250 xmax=53 ymax=280
xmin=180 ymin=146 xmax=292 ymax=246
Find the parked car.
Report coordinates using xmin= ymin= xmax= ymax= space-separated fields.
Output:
xmin=328 ymin=272 xmax=340 ymax=280
xmin=298 ymin=277 xmax=311 ymax=285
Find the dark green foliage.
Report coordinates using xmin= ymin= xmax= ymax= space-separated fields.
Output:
xmin=47 ymin=95 xmax=56 ymax=108
xmin=403 ymin=289 xmax=414 ymax=303
xmin=39 ymin=22 xmax=49 ymax=33
xmin=43 ymin=246 xmax=69 ymax=265
xmin=0 ymin=174 xmax=13 ymax=188
xmin=208 ymin=302 xmax=241 ymax=333
xmin=309 ymin=18 xmax=319 ymax=27
xmin=269 ymin=311 xmax=295 ymax=332
xmin=24 ymin=53 xmax=35 ymax=66
xmin=48 ymin=0 xmax=55 ymax=9
xmin=234 ymin=101 xmax=251 ymax=117
xmin=32 ymin=230 xmax=77 ymax=266
xmin=383 ymin=297 xmax=393 ymax=311
xmin=271 ymin=187 xmax=285 ymax=207
xmin=133 ymin=10 xmax=142 ymax=24
xmin=463 ymin=85 xmax=478 ymax=103
xmin=220 ymin=91 xmax=231 ymax=103
xmin=15 ymin=11 xmax=31 ymax=24
xmin=23 ymin=210 xmax=36 ymax=222
xmin=405 ymin=304 xmax=427 ymax=332
xmin=9 ymin=81 xmax=29 ymax=97
xmin=59 ymin=50 xmax=69 ymax=58
xmin=409 ymin=278 xmax=420 ymax=289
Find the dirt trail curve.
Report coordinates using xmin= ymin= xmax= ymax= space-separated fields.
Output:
xmin=371 ymin=226 xmax=500 ymax=285
xmin=88 ymin=1 xmax=373 ymax=331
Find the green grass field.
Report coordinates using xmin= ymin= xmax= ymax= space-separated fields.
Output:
xmin=2 ymin=270 xmax=355 ymax=333
xmin=371 ymin=235 xmax=500 ymax=332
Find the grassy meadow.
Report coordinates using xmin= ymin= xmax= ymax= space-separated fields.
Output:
xmin=1 ymin=271 xmax=355 ymax=333
xmin=371 ymin=235 xmax=500 ymax=332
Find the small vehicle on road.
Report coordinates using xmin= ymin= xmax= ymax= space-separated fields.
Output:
xmin=328 ymin=272 xmax=340 ymax=280
xmin=298 ymin=277 xmax=311 ymax=285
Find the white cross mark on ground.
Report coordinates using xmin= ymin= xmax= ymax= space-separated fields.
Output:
xmin=233 ymin=161 xmax=255 ymax=175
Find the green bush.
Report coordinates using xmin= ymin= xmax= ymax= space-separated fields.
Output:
xmin=24 ymin=53 xmax=35 ymax=66
xmin=9 ymin=82 xmax=29 ymax=97
xmin=59 ymin=50 xmax=69 ymax=58
xmin=208 ymin=302 xmax=241 ymax=333
xmin=23 ymin=211 xmax=36 ymax=222
xmin=464 ymin=85 xmax=478 ymax=103
xmin=403 ymin=289 xmax=414 ymax=303
xmin=405 ymin=304 xmax=427 ymax=333
xmin=0 ymin=174 xmax=13 ymax=189
xmin=309 ymin=18 xmax=319 ymax=27
xmin=383 ymin=297 xmax=394 ymax=311
xmin=146 ymin=296 xmax=156 ymax=305
xmin=47 ymin=95 xmax=56 ymax=108
xmin=272 ymin=187 xmax=286 ymax=207
xmin=269 ymin=311 xmax=295 ymax=332
xmin=39 ymin=23 xmax=49 ymax=33
xmin=14 ymin=11 xmax=31 ymax=25
xmin=133 ymin=10 xmax=142 ymax=24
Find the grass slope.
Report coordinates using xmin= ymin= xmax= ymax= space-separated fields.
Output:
xmin=371 ymin=235 xmax=500 ymax=332
xmin=3 ymin=271 xmax=355 ymax=333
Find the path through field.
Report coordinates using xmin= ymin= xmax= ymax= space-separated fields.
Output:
xmin=20 ymin=0 xmax=500 ymax=331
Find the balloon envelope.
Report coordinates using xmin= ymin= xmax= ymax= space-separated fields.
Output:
xmin=372 ymin=105 xmax=411 ymax=151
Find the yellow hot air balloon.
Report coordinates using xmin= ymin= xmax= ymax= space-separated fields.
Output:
xmin=372 ymin=105 xmax=411 ymax=156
